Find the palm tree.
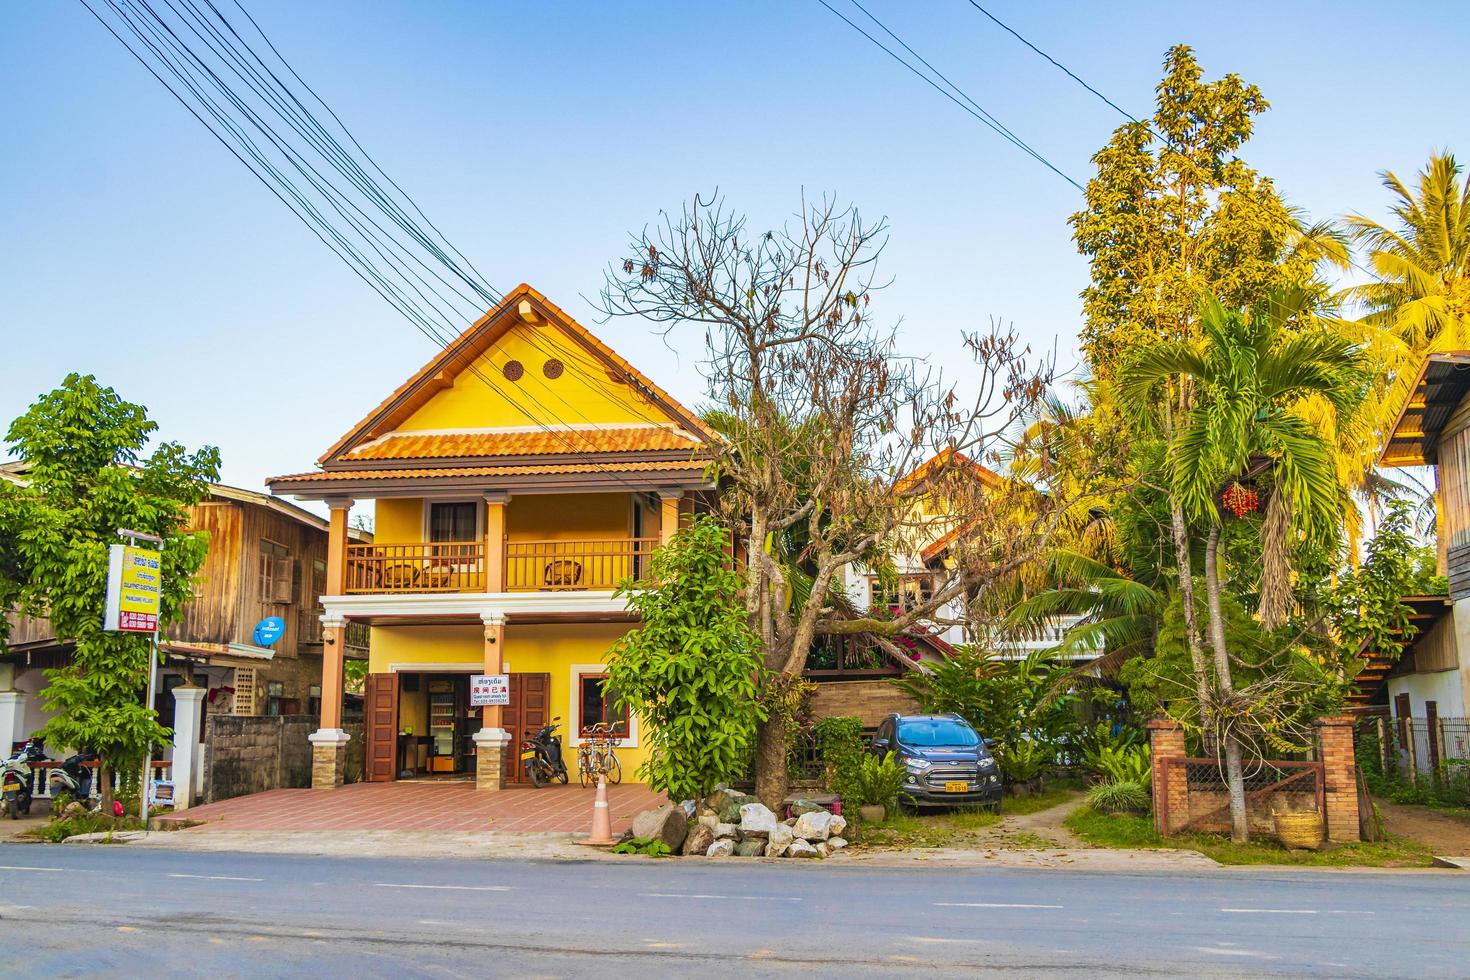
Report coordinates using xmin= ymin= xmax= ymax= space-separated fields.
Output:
xmin=1347 ymin=153 xmax=1470 ymax=355
xmin=1120 ymin=287 xmax=1367 ymax=841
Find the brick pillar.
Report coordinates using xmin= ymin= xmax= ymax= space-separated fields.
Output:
xmin=308 ymin=729 xmax=350 ymax=790
xmin=472 ymin=613 xmax=510 ymax=791
xmin=1315 ymin=716 xmax=1361 ymax=843
xmin=1147 ymin=717 xmax=1187 ymax=836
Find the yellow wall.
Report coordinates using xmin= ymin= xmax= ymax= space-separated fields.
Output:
xmin=374 ymin=498 xmax=425 ymax=542
xmin=401 ymin=322 xmax=665 ymax=431
xmin=367 ymin=621 xmax=650 ymax=776
xmin=507 ymin=493 xmax=631 ymax=541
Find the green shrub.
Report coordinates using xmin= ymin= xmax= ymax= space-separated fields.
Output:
xmin=610 ymin=837 xmax=673 ymax=856
xmin=813 ymin=716 xmax=866 ymax=806
xmin=1085 ymin=778 xmax=1151 ymax=815
xmin=996 ymin=738 xmax=1050 ymax=783
xmin=852 ymin=751 xmax=907 ymax=807
xmin=1088 ymin=744 xmax=1151 ymax=788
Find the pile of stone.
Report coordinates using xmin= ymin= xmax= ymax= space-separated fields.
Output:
xmin=627 ymin=788 xmax=848 ymax=859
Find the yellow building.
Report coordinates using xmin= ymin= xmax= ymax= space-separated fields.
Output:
xmin=268 ymin=285 xmax=717 ymax=790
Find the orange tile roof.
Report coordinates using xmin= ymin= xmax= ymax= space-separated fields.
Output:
xmin=270 ymin=459 xmax=707 ymax=484
xmin=895 ymin=447 xmax=1001 ymax=494
xmin=344 ymin=427 xmax=703 ymax=461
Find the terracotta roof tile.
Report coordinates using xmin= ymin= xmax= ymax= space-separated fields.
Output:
xmin=344 ymin=428 xmax=702 ymax=460
xmin=269 ymin=460 xmax=707 ymax=485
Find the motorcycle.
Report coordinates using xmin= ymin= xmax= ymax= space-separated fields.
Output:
xmin=1 ymin=738 xmax=48 ymax=819
xmin=520 ymin=718 xmax=568 ymax=788
xmin=48 ymin=749 xmax=98 ymax=814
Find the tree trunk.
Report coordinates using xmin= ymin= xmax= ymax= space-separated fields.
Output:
xmin=98 ymin=758 xmax=113 ymax=811
xmin=752 ymin=712 xmax=789 ymax=810
xmin=1169 ymin=499 xmax=1210 ymax=717
xmin=1258 ymin=488 xmax=1291 ymax=630
xmin=1205 ymin=523 xmax=1249 ymax=843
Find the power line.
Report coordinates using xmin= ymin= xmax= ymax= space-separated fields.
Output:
xmin=78 ymin=0 xmax=695 ymax=495
xmin=957 ymin=0 xmax=1388 ymax=288
xmin=814 ymin=0 xmax=1083 ymax=192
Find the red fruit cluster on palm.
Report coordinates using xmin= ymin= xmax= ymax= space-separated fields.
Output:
xmin=1221 ymin=483 xmax=1259 ymax=518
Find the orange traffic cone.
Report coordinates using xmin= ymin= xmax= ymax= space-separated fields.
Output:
xmin=576 ymin=775 xmax=616 ymax=846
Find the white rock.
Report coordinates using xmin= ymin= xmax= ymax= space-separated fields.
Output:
xmin=827 ymin=836 xmax=848 ymax=850
xmin=706 ymin=839 xmax=735 ymax=858
xmin=815 ymin=842 xmax=830 ymax=857
xmin=786 ymin=838 xmax=821 ymax=858
xmin=739 ymin=802 xmax=778 ymax=837
xmin=829 ymin=815 xmax=847 ymax=837
xmin=764 ymin=824 xmax=794 ymax=858
xmin=697 ymin=814 xmax=719 ymax=830
xmin=793 ymin=810 xmax=834 ymax=841
xmin=714 ymin=822 xmax=738 ymax=839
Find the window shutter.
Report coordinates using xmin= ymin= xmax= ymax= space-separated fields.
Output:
xmin=271 ymin=557 xmax=294 ymax=603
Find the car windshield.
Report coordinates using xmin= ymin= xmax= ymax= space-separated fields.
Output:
xmin=897 ymin=718 xmax=979 ymax=747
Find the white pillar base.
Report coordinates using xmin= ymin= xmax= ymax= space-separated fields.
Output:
xmin=170 ymin=686 xmax=206 ymax=809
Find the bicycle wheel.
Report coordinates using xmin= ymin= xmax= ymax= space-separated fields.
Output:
xmin=606 ymin=754 xmax=622 ymax=785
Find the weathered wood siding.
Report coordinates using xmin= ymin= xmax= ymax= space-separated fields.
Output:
xmin=1438 ymin=395 xmax=1470 ymax=597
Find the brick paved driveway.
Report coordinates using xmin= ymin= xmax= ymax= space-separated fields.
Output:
xmin=161 ymin=781 xmax=666 ymax=833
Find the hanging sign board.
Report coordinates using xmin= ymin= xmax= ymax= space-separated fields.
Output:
xmin=103 ymin=543 xmax=162 ymax=633
xmin=470 ymin=674 xmax=510 ymax=707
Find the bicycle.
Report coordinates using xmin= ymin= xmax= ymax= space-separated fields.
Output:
xmin=577 ymin=723 xmax=624 ymax=788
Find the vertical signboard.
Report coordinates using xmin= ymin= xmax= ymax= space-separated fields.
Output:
xmin=103 ymin=543 xmax=163 ymax=633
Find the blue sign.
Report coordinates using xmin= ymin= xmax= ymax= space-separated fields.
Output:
xmin=253 ymin=616 xmax=286 ymax=647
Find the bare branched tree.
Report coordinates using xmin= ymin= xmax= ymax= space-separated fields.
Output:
xmin=600 ymin=193 xmax=1069 ymax=805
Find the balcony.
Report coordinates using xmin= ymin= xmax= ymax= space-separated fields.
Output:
xmin=343 ymin=538 xmax=659 ymax=595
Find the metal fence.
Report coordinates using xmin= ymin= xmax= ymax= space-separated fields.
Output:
xmin=1157 ymin=756 xmax=1324 ymax=835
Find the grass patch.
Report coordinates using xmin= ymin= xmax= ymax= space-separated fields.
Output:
xmin=1063 ymin=806 xmax=1436 ymax=868
xmin=858 ymin=806 xmax=1002 ymax=849
xmin=1002 ymin=779 xmax=1084 ymax=816
xmin=23 ymin=811 xmax=146 ymax=844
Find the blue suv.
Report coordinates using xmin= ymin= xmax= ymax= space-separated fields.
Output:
xmin=872 ymin=713 xmax=1003 ymax=810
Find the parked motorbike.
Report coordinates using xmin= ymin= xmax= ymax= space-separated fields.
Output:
xmin=48 ymin=749 xmax=98 ymax=814
xmin=1 ymin=738 xmax=48 ymax=819
xmin=520 ymin=718 xmax=568 ymax=788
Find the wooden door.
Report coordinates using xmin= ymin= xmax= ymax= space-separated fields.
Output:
xmin=503 ymin=672 xmax=551 ymax=784
xmin=364 ymin=672 xmax=400 ymax=782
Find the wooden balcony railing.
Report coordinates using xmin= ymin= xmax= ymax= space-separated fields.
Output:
xmin=342 ymin=538 xmax=659 ymax=594
xmin=505 ymin=538 xmax=659 ymax=592
xmin=344 ymin=541 xmax=485 ymax=594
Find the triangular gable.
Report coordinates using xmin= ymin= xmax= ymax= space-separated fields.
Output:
xmin=319 ymin=284 xmax=715 ymax=466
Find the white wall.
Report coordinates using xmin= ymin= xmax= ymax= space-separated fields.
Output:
xmin=1387 ymin=670 xmax=1466 ymax=720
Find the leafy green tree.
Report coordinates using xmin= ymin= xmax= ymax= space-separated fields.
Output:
xmin=605 ymin=516 xmax=765 ymax=802
xmin=1329 ymin=500 xmax=1441 ymax=666
xmin=3 ymin=375 xmax=219 ymax=806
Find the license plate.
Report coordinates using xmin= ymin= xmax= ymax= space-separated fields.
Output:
xmin=944 ymin=781 xmax=969 ymax=793
xmin=519 ymin=751 xmax=535 ymax=761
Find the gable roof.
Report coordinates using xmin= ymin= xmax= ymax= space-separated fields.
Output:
xmin=894 ymin=447 xmax=1003 ymax=495
xmin=316 ymin=284 xmax=716 ymax=467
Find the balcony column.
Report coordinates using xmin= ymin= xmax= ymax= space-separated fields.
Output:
xmin=484 ymin=492 xmax=509 ymax=592
xmin=324 ymin=496 xmax=353 ymax=595
xmin=472 ymin=613 xmax=510 ymax=791
xmin=658 ymin=489 xmax=684 ymax=546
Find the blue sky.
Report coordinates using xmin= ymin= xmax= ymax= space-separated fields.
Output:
xmin=3 ymin=1 xmax=1466 ymax=509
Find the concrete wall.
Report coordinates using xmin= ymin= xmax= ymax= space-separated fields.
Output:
xmin=203 ymin=714 xmax=320 ymax=803
xmin=1388 ymin=670 xmax=1466 ymax=719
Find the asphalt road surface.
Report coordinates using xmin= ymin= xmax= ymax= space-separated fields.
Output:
xmin=1 ymin=844 xmax=1466 ymax=977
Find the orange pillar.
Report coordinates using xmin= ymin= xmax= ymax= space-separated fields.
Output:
xmin=658 ymin=489 xmax=684 ymax=546
xmin=473 ymin=613 xmax=509 ymax=791
xmin=484 ymin=492 xmax=508 ymax=592
xmin=312 ymin=498 xmax=353 ymax=789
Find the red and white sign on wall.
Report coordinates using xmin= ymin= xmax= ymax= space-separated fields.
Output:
xmin=470 ymin=674 xmax=510 ymax=706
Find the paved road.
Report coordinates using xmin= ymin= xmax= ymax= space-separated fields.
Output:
xmin=1 ymin=844 xmax=1466 ymax=977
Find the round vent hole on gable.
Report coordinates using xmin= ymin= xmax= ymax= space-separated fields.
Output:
xmin=502 ymin=360 xmax=525 ymax=381
xmin=542 ymin=358 xmax=564 ymax=379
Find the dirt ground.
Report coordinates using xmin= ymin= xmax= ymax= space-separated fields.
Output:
xmin=1377 ymin=800 xmax=1470 ymax=855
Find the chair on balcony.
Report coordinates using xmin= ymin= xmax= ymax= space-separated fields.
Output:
xmin=381 ymin=563 xmax=422 ymax=590
xmin=543 ymin=559 xmax=584 ymax=588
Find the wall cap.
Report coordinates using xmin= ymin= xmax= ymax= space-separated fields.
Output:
xmin=1313 ymin=715 xmax=1357 ymax=728
xmin=1146 ymin=717 xmax=1182 ymax=730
